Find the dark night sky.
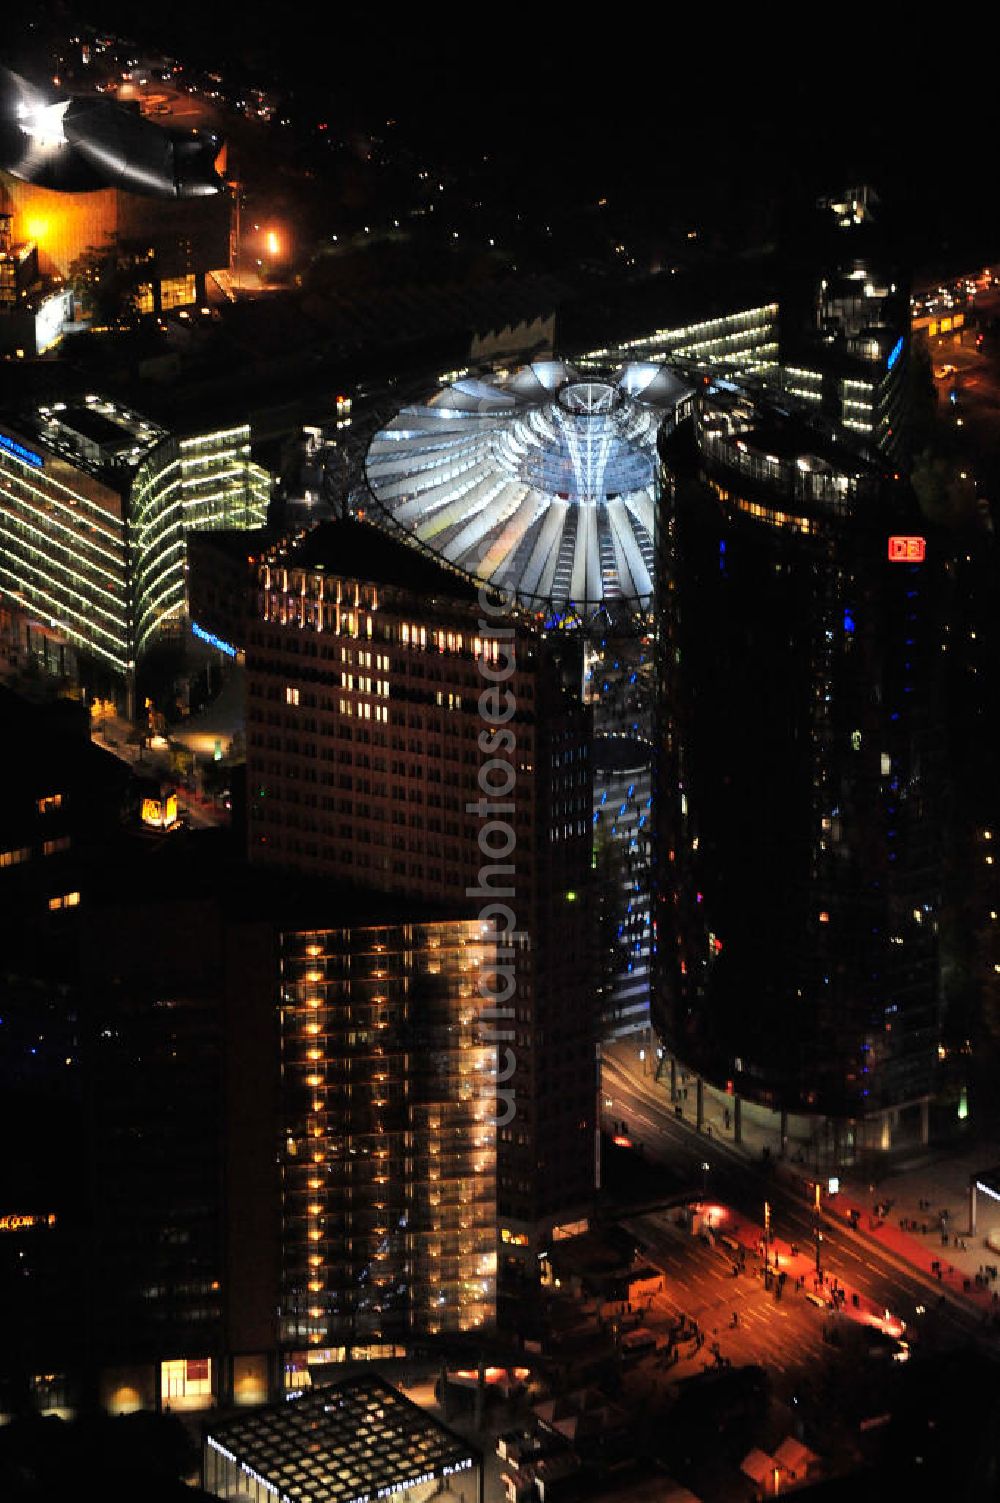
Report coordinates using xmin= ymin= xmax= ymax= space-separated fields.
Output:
xmin=12 ymin=10 xmax=1000 ymax=268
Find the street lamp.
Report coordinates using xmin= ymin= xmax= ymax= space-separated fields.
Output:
xmin=764 ymin=1199 xmax=771 ymax=1263
xmin=813 ymin=1182 xmax=823 ymax=1280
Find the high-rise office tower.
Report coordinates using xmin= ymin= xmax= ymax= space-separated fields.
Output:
xmin=246 ymin=518 xmax=596 ymax=1285
xmin=653 ymin=385 xmax=948 ymax=1160
xmin=777 ymin=186 xmax=910 ymax=460
xmin=0 ymin=396 xmax=268 ymax=709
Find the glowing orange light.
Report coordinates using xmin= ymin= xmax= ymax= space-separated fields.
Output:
xmin=266 ymin=230 xmax=281 ymax=256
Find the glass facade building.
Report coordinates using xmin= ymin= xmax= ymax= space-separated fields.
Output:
xmin=0 ymin=397 xmax=269 ymax=703
xmin=589 ymin=302 xmax=780 ymax=375
xmin=653 ymin=386 xmax=948 ymax=1158
xmin=775 ymin=187 xmax=910 ymax=460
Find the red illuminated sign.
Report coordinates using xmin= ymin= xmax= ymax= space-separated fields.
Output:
xmin=888 ymin=536 xmax=926 ymax=562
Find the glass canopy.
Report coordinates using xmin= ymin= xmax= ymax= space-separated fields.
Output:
xmin=363 ymin=360 xmax=691 ymax=623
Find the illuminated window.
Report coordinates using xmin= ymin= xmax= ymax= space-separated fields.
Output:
xmin=37 ymin=794 xmax=63 ymax=814
xmin=286 ymin=686 xmax=300 ymax=706
xmin=159 ymin=274 xmax=197 ymax=311
xmin=161 ymin=1357 xmax=212 ymax=1402
xmin=42 ymin=837 xmax=71 ymax=856
xmin=0 ymin=847 xmax=30 ymax=868
xmin=48 ymin=891 xmax=81 ymax=911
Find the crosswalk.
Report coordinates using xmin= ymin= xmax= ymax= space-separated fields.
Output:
xmin=624 ymin=1211 xmax=831 ymax=1391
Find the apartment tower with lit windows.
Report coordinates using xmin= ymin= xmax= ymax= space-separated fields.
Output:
xmin=278 ymin=916 xmax=497 ymax=1360
xmin=246 ymin=518 xmax=596 ymax=1290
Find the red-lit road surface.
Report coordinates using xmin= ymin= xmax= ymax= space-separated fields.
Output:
xmin=602 ymin=1050 xmax=987 ymax=1339
xmin=618 ymin=1210 xmax=833 ymax=1389
xmin=689 ymin=1203 xmax=904 ymax=1338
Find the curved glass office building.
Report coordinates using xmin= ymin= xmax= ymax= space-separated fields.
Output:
xmin=0 ymin=397 xmax=269 ymax=707
xmin=653 ymin=386 xmax=949 ymax=1158
xmin=363 ymin=360 xmax=691 ymax=626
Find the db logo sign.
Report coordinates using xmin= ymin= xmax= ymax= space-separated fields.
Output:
xmin=887 ymin=536 xmax=926 ymax=562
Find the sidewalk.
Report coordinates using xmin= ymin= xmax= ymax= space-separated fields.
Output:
xmin=827 ymin=1153 xmax=1000 ymax=1316
xmin=609 ymin=1040 xmax=1000 ymax=1319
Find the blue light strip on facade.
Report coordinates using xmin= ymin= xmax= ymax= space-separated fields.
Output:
xmin=192 ymin=621 xmax=238 ymax=657
xmin=0 ymin=432 xmax=44 ymax=469
xmin=886 ymin=336 xmax=904 ymax=371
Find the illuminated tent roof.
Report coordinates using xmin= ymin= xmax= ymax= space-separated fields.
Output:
xmin=363 ymin=360 xmax=690 ymax=623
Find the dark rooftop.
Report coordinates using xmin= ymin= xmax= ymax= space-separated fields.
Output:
xmin=275 ymin=517 xmax=481 ymax=602
xmin=188 ymin=525 xmax=275 ymax=561
xmin=85 ymin=826 xmax=478 ymax=930
xmin=55 ymin=406 xmax=137 ymax=453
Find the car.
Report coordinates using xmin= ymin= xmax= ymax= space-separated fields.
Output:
xmin=863 ymin=1327 xmax=910 ymax=1362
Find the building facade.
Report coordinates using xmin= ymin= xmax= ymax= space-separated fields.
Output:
xmin=653 ymin=386 xmax=948 ymax=1160
xmin=279 ymin=919 xmax=496 ymax=1359
xmin=0 ymin=396 xmax=268 ymax=706
xmin=776 ymin=187 xmax=910 ymax=460
xmin=0 ymin=166 xmax=231 ymax=311
xmin=246 ymin=520 xmax=597 ymax=1281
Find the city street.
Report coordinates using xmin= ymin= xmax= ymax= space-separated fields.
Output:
xmin=601 ymin=1049 xmax=986 ymax=1355
xmin=926 ymin=286 xmax=1000 ymax=497
xmin=622 ymin=1210 xmax=832 ymax=1392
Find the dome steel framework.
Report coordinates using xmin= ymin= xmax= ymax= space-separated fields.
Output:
xmin=363 ymin=360 xmax=690 ymax=623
